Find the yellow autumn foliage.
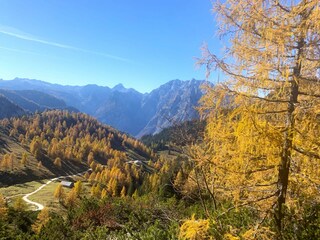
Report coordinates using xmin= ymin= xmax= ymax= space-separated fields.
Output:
xmin=195 ymin=0 xmax=320 ymax=237
xmin=0 ymin=194 xmax=7 ymax=220
xmin=179 ymin=214 xmax=211 ymax=240
xmin=32 ymin=207 xmax=50 ymax=233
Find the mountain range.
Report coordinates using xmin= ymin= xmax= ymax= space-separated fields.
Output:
xmin=0 ymin=94 xmax=26 ymax=119
xmin=0 ymin=78 xmax=207 ymax=137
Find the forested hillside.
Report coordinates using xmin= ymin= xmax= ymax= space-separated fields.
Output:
xmin=141 ymin=119 xmax=206 ymax=150
xmin=0 ymin=110 xmax=153 ymax=187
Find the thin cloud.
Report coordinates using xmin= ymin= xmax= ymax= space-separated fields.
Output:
xmin=0 ymin=46 xmax=40 ymax=55
xmin=0 ymin=46 xmax=64 ymax=60
xmin=0 ymin=25 xmax=131 ymax=63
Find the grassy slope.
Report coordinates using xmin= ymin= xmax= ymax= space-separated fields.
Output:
xmin=0 ymin=170 xmax=93 ymax=211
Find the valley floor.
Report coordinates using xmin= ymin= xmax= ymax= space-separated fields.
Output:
xmin=0 ymin=170 xmax=89 ymax=212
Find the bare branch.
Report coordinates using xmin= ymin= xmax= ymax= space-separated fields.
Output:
xmin=217 ymin=192 xmax=277 ymax=218
xmin=293 ymin=146 xmax=320 ymax=159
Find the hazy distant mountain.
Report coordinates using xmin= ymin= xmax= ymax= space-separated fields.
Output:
xmin=0 ymin=78 xmax=207 ymax=137
xmin=0 ymin=88 xmax=77 ymax=113
xmin=0 ymin=95 xmax=26 ymax=119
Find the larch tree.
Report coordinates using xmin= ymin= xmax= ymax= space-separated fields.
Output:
xmin=65 ymin=189 xmax=77 ymax=207
xmin=13 ymin=197 xmax=27 ymax=211
xmin=0 ymin=154 xmax=9 ymax=171
xmin=120 ymin=186 xmax=126 ymax=198
xmin=20 ymin=152 xmax=28 ymax=167
xmin=32 ymin=207 xmax=50 ymax=233
xmin=91 ymin=184 xmax=101 ymax=198
xmin=37 ymin=161 xmax=43 ymax=169
xmin=87 ymin=151 xmax=94 ymax=165
xmin=54 ymin=184 xmax=65 ymax=202
xmin=30 ymin=136 xmax=43 ymax=160
xmin=9 ymin=153 xmax=15 ymax=171
xmin=53 ymin=157 xmax=62 ymax=168
xmin=101 ymin=188 xmax=108 ymax=199
xmin=0 ymin=194 xmax=7 ymax=220
xmin=74 ymin=180 xmax=83 ymax=197
xmin=197 ymin=0 xmax=320 ymax=236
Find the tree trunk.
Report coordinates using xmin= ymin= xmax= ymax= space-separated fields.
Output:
xmin=276 ymin=37 xmax=304 ymax=235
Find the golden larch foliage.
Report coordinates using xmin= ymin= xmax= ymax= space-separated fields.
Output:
xmin=196 ymin=0 xmax=320 ymax=236
xmin=179 ymin=214 xmax=211 ymax=240
xmin=0 ymin=194 xmax=8 ymax=220
xmin=54 ymin=184 xmax=65 ymax=201
xmin=32 ymin=207 xmax=50 ymax=233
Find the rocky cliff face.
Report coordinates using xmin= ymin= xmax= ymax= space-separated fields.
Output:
xmin=0 ymin=78 xmax=207 ymax=137
xmin=137 ymin=79 xmax=204 ymax=137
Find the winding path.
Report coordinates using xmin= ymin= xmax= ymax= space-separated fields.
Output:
xmin=22 ymin=170 xmax=90 ymax=211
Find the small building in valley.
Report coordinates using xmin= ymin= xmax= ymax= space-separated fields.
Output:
xmin=60 ymin=181 xmax=74 ymax=188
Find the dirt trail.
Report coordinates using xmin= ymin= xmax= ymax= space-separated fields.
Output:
xmin=22 ymin=170 xmax=89 ymax=211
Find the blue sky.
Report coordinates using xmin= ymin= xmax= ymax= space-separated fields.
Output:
xmin=0 ymin=0 xmax=220 ymax=92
